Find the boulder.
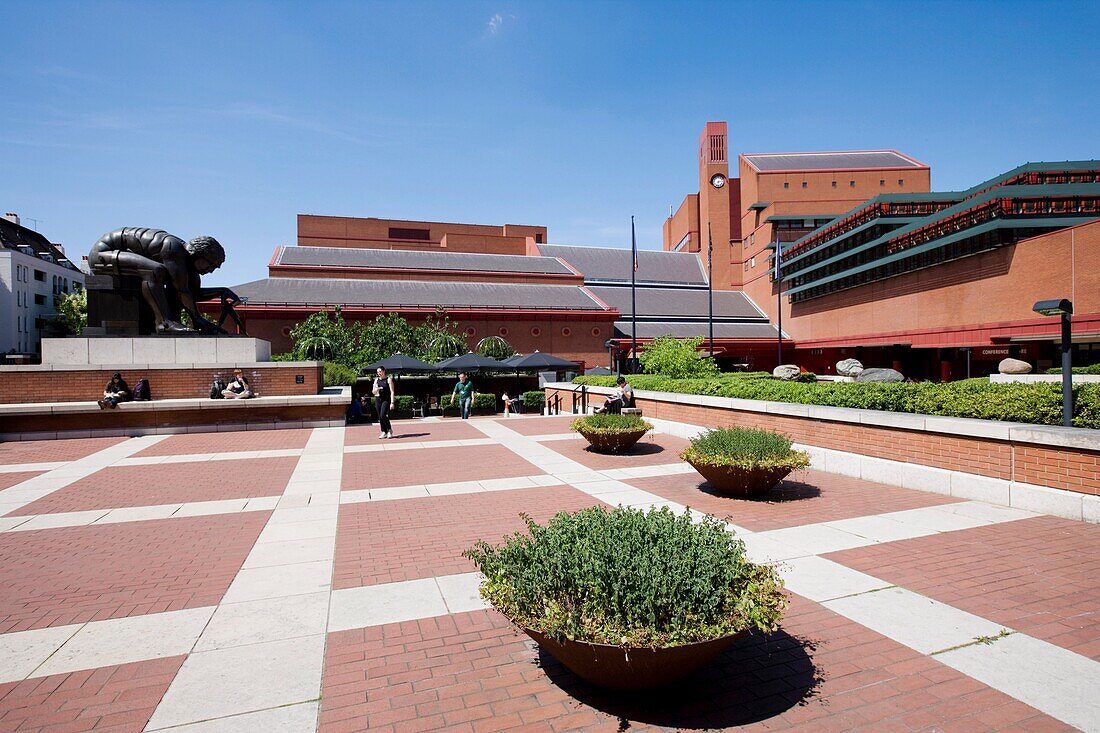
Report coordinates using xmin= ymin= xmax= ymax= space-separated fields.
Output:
xmin=836 ymin=358 xmax=864 ymax=377
xmin=998 ymin=358 xmax=1033 ymax=375
xmin=856 ymin=367 xmax=904 ymax=383
xmin=772 ymin=364 xmax=801 ymax=381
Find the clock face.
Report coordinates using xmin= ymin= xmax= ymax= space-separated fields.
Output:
xmin=710 ymin=173 xmax=727 ymax=189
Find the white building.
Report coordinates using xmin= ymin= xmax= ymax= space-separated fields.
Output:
xmin=0 ymin=213 xmax=84 ymax=358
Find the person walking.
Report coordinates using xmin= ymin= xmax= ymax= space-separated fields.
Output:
xmin=452 ymin=372 xmax=476 ymax=420
xmin=373 ymin=366 xmax=396 ymax=438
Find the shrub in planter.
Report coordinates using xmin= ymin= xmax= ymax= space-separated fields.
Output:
xmin=464 ymin=506 xmax=785 ymax=689
xmin=571 ymin=413 xmax=653 ymax=453
xmin=522 ymin=390 xmax=546 ymax=411
xmin=681 ymin=427 xmax=810 ymax=497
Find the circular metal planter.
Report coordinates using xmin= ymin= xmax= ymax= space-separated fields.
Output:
xmin=575 ymin=427 xmax=649 ymax=454
xmin=685 ymin=457 xmax=795 ymax=498
xmin=525 ymin=628 xmax=745 ymax=690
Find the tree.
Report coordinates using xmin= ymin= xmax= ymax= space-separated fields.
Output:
xmin=414 ymin=308 xmax=467 ymax=361
xmin=49 ymin=288 xmax=87 ymax=336
xmin=638 ymin=335 xmax=720 ymax=379
xmin=287 ymin=307 xmax=366 ymax=367
xmin=476 ymin=335 xmax=514 ymax=361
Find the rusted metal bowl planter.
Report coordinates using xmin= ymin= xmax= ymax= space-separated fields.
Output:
xmin=524 ymin=628 xmax=746 ymax=690
xmin=684 ymin=457 xmax=799 ymax=498
xmin=574 ymin=425 xmax=650 ymax=453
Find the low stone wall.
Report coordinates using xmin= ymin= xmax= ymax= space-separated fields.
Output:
xmin=547 ymin=383 xmax=1100 ymax=519
xmin=0 ymin=362 xmax=324 ymax=404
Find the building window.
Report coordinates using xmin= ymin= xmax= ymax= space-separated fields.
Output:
xmin=849 ymin=180 xmax=855 ymax=187
xmin=34 ymin=294 xmax=46 ymax=306
xmin=880 ymin=179 xmax=885 ymax=186
xmin=749 ymin=233 xmax=755 ymax=245
xmin=498 ymin=327 xmax=508 ymax=337
xmin=561 ymin=327 xmax=571 ymax=337
xmin=531 ymin=327 xmax=541 ymax=337
xmin=783 ymin=182 xmax=789 ymax=189
xmin=535 ymin=233 xmax=543 ymax=244
xmin=591 ymin=327 xmax=601 ymax=337
xmin=34 ymin=270 xmax=45 ymax=282
xmin=281 ymin=326 xmax=292 ymax=337
xmin=751 ymin=257 xmax=756 ymax=268
xmin=801 ymin=182 xmax=807 ymax=189
xmin=464 ymin=327 xmax=476 ymax=337
xmin=831 ymin=181 xmax=837 ymax=188
xmin=898 ymin=179 xmax=904 ymax=186
xmin=388 ymin=227 xmax=430 ymax=241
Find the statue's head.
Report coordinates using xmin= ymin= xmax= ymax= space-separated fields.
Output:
xmin=186 ymin=236 xmax=225 ymax=275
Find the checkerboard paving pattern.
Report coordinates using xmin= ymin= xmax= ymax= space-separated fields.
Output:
xmin=341 ymin=444 xmax=545 ymax=490
xmin=827 ymin=515 xmax=1100 ymax=661
xmin=0 ymin=512 xmax=269 ymax=633
xmin=625 ymin=469 xmax=963 ymax=532
xmin=132 ymin=427 xmax=314 ymax=457
xmin=0 ymin=437 xmax=125 ymax=465
xmin=0 ymin=656 xmax=184 ymax=733
xmin=334 ymin=486 xmax=607 ymax=588
xmin=345 ymin=420 xmax=487 ymax=446
xmin=0 ymin=415 xmax=1097 ymax=731
xmin=545 ymin=432 xmax=690 ymax=471
xmin=8 ymin=457 xmax=299 ymax=515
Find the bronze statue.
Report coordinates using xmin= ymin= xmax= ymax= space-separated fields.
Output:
xmin=88 ymin=227 xmax=243 ymax=334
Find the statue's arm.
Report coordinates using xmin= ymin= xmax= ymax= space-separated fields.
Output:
xmin=164 ymin=248 xmax=217 ymax=330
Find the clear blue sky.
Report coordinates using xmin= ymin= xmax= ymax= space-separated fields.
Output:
xmin=3 ymin=0 xmax=1097 ymax=287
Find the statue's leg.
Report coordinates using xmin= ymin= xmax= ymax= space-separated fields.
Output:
xmin=108 ymin=252 xmax=190 ymax=332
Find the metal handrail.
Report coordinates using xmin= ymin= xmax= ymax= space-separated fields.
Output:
xmin=569 ymin=383 xmax=588 ymax=414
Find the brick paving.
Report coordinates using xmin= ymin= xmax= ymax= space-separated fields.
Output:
xmin=0 ymin=656 xmax=184 ymax=733
xmin=0 ymin=437 xmax=124 ymax=465
xmin=334 ymin=486 xmax=607 ymax=588
xmin=0 ymin=512 xmax=269 ymax=632
xmin=626 ymin=468 xmax=962 ymax=531
xmin=0 ymin=471 xmax=42 ymax=491
xmin=547 ymin=432 xmax=691 ymax=470
xmin=494 ymin=415 xmax=577 ymax=436
xmin=132 ymin=427 xmax=314 ymax=457
xmin=341 ymin=444 xmax=544 ymax=490
xmin=318 ymin=597 xmax=1070 ymax=733
xmin=9 ymin=456 xmax=299 ymax=515
xmin=345 ymin=420 xmax=487 ymax=445
xmin=828 ymin=515 xmax=1100 ymax=661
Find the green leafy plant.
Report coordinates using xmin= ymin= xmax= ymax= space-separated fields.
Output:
xmin=476 ymin=335 xmax=515 ymax=361
xmin=681 ymin=427 xmax=810 ymax=471
xmin=48 ymin=288 xmax=87 ymax=336
xmin=464 ymin=506 xmax=786 ymax=648
xmin=522 ymin=390 xmax=546 ymax=410
xmin=1046 ymin=364 xmax=1100 ymax=375
xmin=441 ymin=392 xmax=498 ymax=412
xmin=638 ymin=335 xmax=720 ymax=379
xmin=323 ymin=361 xmax=359 ymax=387
xmin=571 ymin=413 xmax=652 ymax=434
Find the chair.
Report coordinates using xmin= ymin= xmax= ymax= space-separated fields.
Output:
xmin=411 ymin=400 xmax=426 ymax=418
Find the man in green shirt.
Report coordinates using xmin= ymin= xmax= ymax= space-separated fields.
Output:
xmin=452 ymin=372 xmax=476 ymax=419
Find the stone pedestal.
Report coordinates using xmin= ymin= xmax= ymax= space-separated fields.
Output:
xmin=41 ymin=336 xmax=272 ymax=366
xmin=84 ymin=274 xmax=154 ymax=336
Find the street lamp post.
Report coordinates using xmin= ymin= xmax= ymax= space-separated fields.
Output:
xmin=1033 ymin=298 xmax=1074 ymax=427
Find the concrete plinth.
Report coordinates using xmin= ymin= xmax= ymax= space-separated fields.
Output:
xmin=42 ymin=337 xmax=272 ymax=366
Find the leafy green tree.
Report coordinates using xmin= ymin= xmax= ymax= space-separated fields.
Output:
xmin=476 ymin=335 xmax=514 ymax=360
xmin=414 ymin=308 xmax=467 ymax=361
xmin=361 ymin=312 xmax=418 ymax=365
xmin=48 ymin=288 xmax=87 ymax=336
xmin=638 ymin=335 xmax=720 ymax=379
xmin=288 ymin=307 xmax=367 ymax=367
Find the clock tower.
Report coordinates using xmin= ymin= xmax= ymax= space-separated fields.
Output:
xmin=697 ymin=121 xmax=737 ymax=289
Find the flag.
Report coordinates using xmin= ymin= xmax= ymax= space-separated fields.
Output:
xmin=631 ymin=216 xmax=638 ymax=272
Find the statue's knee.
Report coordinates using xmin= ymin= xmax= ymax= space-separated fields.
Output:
xmin=151 ymin=265 xmax=168 ymax=284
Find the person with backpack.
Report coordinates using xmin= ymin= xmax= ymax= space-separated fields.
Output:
xmin=98 ymin=372 xmax=131 ymax=409
xmin=221 ymin=369 xmax=253 ymax=399
xmin=210 ymin=376 xmax=227 ymax=399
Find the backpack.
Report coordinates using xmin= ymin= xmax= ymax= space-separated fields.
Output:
xmin=133 ymin=378 xmax=151 ymax=401
xmin=209 ymin=378 xmax=226 ymax=399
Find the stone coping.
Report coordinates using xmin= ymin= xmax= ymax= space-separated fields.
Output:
xmin=0 ymin=387 xmax=350 ymax=415
xmin=990 ymin=374 xmax=1100 ymax=384
xmin=0 ymin=361 xmax=323 ymax=373
xmin=547 ymin=382 xmax=1100 ymax=451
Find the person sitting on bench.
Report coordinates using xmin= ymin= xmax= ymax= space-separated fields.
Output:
xmin=98 ymin=372 xmax=131 ymax=409
xmin=597 ymin=376 xmax=634 ymax=414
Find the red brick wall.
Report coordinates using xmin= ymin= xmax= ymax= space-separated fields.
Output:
xmin=4 ymin=403 xmax=344 ymax=434
xmin=297 ymin=215 xmax=546 ymax=253
xmin=0 ymin=364 xmax=323 ymax=404
xmin=546 ymin=387 xmax=1098 ymax=495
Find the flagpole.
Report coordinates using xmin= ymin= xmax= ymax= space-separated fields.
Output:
xmin=630 ymin=215 xmax=637 ymax=374
xmin=708 ymin=222 xmax=714 ymax=358
xmin=775 ymin=232 xmax=783 ymax=366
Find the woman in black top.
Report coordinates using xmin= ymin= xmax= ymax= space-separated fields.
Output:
xmin=373 ymin=366 xmax=396 ymax=439
xmin=98 ymin=372 xmax=131 ymax=409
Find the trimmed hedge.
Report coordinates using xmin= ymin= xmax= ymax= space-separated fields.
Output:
xmin=1045 ymin=364 xmax=1100 ymax=375
xmin=521 ymin=390 xmax=545 ymax=410
xmin=572 ymin=375 xmax=1100 ymax=429
xmin=441 ymin=392 xmax=498 ymax=414
xmin=323 ymin=361 xmax=359 ymax=387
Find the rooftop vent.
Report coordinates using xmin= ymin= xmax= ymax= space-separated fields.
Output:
xmin=3 ymin=213 xmax=19 ymax=226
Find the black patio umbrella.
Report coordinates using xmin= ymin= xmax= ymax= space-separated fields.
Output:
xmin=362 ymin=352 xmax=438 ymax=374
xmin=433 ymin=352 xmax=511 ymax=371
xmin=585 ymin=366 xmax=614 ymax=376
xmin=507 ymin=351 xmax=578 ymax=371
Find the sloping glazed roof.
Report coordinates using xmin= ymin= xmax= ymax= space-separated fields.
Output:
xmin=537 ymin=244 xmax=706 ymax=285
xmin=588 ymin=286 xmax=764 ymax=320
xmin=742 ymin=151 xmax=925 ymax=172
xmin=232 ymin=277 xmax=609 ymax=311
xmin=613 ymin=321 xmax=781 ymax=339
xmin=275 ymin=246 xmax=574 ymax=275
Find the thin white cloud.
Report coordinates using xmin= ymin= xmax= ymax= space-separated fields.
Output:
xmin=487 ymin=13 xmax=504 ymax=35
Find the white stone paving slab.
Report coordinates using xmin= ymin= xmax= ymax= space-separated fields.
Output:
xmin=94 ymin=504 xmax=183 ymax=524
xmin=329 ymin=577 xmax=448 ymax=631
xmin=0 ymin=515 xmax=31 ymax=531
xmin=0 ymin=624 xmax=81 ymax=684
xmin=757 ymin=523 xmax=872 ymax=556
xmin=144 ymin=634 xmax=326 ymax=731
xmin=8 ymin=509 xmax=110 ymax=531
xmin=779 ymin=556 xmax=893 ymax=602
xmin=222 ymin=560 xmax=333 ymax=604
xmin=436 ymin=572 xmax=490 ymax=614
xmin=158 ymin=702 xmax=320 ymax=733
xmin=194 ymin=592 xmax=330 ymax=652
xmin=267 ymin=503 xmax=339 ymax=524
xmin=34 ymin=607 xmax=214 ymax=677
xmin=824 ymin=587 xmax=1007 ymax=655
xmin=935 ymin=633 xmax=1100 ymax=732
xmin=739 ymin=533 xmax=808 ymax=564
xmin=934 ymin=500 xmax=1038 ymax=524
xmin=256 ymin=518 xmax=338 ymax=543
xmin=425 ymin=479 xmax=490 ymax=496
xmin=878 ymin=505 xmax=998 ymax=534
xmin=174 ymin=498 xmax=250 ymax=517
xmin=366 ymin=485 xmax=430 ymax=501
xmin=823 ymin=514 xmax=939 ymax=543
xmin=242 ymin=536 xmax=335 ymax=569
xmin=0 ymin=462 xmax=68 ymax=473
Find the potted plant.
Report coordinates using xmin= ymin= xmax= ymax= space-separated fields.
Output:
xmin=464 ymin=506 xmax=786 ymax=689
xmin=571 ymin=413 xmax=653 ymax=453
xmin=680 ymin=427 xmax=810 ymax=497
